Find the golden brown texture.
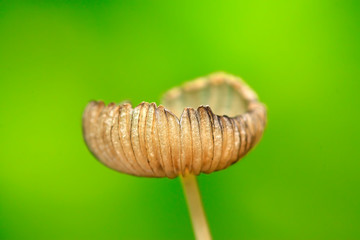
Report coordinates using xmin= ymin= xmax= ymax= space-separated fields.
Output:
xmin=82 ymin=72 xmax=267 ymax=178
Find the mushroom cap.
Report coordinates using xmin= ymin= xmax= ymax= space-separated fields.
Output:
xmin=82 ymin=72 xmax=267 ymax=178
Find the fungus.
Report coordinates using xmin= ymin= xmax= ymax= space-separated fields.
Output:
xmin=82 ymin=72 xmax=267 ymax=240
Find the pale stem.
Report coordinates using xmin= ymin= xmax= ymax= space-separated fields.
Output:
xmin=180 ymin=174 xmax=212 ymax=240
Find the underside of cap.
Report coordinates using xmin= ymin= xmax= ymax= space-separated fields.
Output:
xmin=82 ymin=72 xmax=267 ymax=178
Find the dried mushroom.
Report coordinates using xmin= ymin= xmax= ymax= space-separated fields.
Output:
xmin=82 ymin=72 xmax=267 ymax=240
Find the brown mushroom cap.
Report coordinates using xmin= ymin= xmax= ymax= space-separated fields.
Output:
xmin=82 ymin=72 xmax=267 ymax=178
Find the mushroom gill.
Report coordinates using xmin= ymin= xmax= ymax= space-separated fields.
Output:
xmin=82 ymin=72 xmax=267 ymax=178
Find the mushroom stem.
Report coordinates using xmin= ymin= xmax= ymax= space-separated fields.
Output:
xmin=180 ymin=174 xmax=212 ymax=240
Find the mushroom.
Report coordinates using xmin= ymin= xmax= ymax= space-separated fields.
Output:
xmin=82 ymin=72 xmax=267 ymax=240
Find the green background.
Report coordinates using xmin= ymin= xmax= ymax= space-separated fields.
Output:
xmin=1 ymin=0 xmax=359 ymax=239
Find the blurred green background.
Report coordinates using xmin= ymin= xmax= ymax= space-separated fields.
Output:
xmin=1 ymin=0 xmax=359 ymax=239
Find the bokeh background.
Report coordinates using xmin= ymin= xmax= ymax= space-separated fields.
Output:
xmin=1 ymin=0 xmax=359 ymax=239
